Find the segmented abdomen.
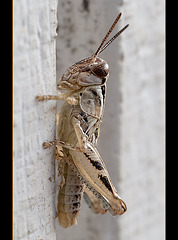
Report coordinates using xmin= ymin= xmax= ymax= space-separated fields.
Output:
xmin=57 ymin=161 xmax=85 ymax=228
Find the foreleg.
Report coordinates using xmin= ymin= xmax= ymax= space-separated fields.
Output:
xmin=36 ymin=91 xmax=77 ymax=105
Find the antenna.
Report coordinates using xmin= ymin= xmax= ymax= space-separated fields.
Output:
xmin=99 ymin=24 xmax=129 ymax=54
xmin=92 ymin=13 xmax=129 ymax=59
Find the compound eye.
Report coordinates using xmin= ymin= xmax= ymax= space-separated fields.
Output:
xmin=92 ymin=62 xmax=109 ymax=78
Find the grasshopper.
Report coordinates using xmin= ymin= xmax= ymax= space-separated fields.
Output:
xmin=36 ymin=13 xmax=129 ymax=228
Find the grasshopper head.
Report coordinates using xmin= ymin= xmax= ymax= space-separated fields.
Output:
xmin=74 ymin=56 xmax=109 ymax=86
xmin=57 ymin=56 xmax=109 ymax=90
xmin=57 ymin=13 xmax=128 ymax=91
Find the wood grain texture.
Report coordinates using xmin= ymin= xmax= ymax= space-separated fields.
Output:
xmin=13 ymin=0 xmax=58 ymax=239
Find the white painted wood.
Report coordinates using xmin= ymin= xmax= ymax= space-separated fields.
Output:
xmin=13 ymin=0 xmax=58 ymax=239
